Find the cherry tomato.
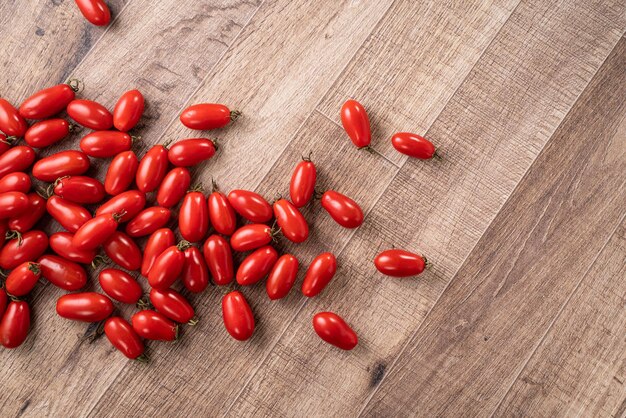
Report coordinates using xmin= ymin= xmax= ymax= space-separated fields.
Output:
xmin=208 ymin=189 xmax=236 ymax=235
xmin=149 ymin=288 xmax=196 ymax=324
xmin=167 ymin=138 xmax=216 ymax=167
xmin=19 ymin=83 xmax=77 ymax=119
xmin=0 ymin=146 xmax=36 ymax=178
xmin=290 ymin=158 xmax=316 ymax=208
xmin=72 ymin=212 xmax=122 ymax=250
xmin=179 ymin=191 xmax=207 ymax=242
xmin=227 ymin=189 xmax=273 ymax=223
xmin=24 ymin=119 xmax=72 ymax=148
xmin=148 ymin=241 xmax=190 ymax=290
xmin=8 ymin=193 xmax=46 ymax=232
xmin=136 ymin=145 xmax=169 ymax=193
xmin=0 ymin=99 xmax=28 ymax=138
xmin=132 ymin=310 xmax=177 ymax=341
xmin=96 ymin=190 xmax=146 ymax=222
xmin=38 ymin=254 xmax=87 ymax=290
xmin=49 ymin=232 xmax=97 ymax=264
xmin=222 ymin=291 xmax=254 ymax=341
xmin=32 ymin=150 xmax=90 ymax=182
xmin=126 ymin=206 xmax=171 ymax=238
xmin=0 ymin=191 xmax=29 ymax=219
xmin=103 ymin=231 xmax=142 ymax=271
xmin=340 ymin=99 xmax=370 ymax=148
xmin=374 ymin=249 xmax=427 ymax=277
xmin=104 ymin=317 xmax=145 ymax=360
xmin=67 ymin=99 xmax=113 ymax=130
xmin=266 ymin=254 xmax=298 ymax=300
xmin=156 ymin=168 xmax=191 ymax=208
xmin=312 ymin=312 xmax=358 ymax=350
xmin=46 ymin=196 xmax=91 ymax=232
xmin=0 ymin=301 xmax=30 ymax=348
xmin=113 ymin=89 xmax=144 ymax=132
xmin=0 ymin=230 xmax=48 ymax=269
xmin=99 ymin=268 xmax=142 ymax=304
xmin=80 ymin=131 xmax=133 ymax=158
xmin=230 ymin=224 xmax=273 ymax=252
xmin=273 ymin=199 xmax=308 ymax=243
xmin=5 ymin=262 xmax=40 ymax=297
xmin=179 ymin=103 xmax=240 ymax=130
xmin=301 ymin=252 xmax=337 ymax=297
xmin=320 ymin=190 xmax=363 ymax=229
xmin=56 ymin=292 xmax=113 ymax=322
xmin=202 ymin=235 xmax=233 ymax=285
xmin=236 ymin=246 xmax=278 ymax=286
xmin=74 ymin=0 xmax=111 ymax=26
xmin=141 ymin=228 xmax=175 ymax=277
xmin=182 ymin=246 xmax=209 ymax=293
xmin=53 ymin=176 xmax=105 ymax=204
xmin=104 ymin=151 xmax=139 ymax=195
xmin=391 ymin=132 xmax=438 ymax=159
xmin=0 ymin=172 xmax=30 ymax=195
xmin=0 ymin=288 xmax=6 ymax=317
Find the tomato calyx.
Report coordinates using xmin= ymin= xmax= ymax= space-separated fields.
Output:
xmin=66 ymin=78 xmax=84 ymax=93
xmin=423 ymin=256 xmax=432 ymax=269
xmin=130 ymin=135 xmax=141 ymax=145
xmin=135 ymin=353 xmax=150 ymax=363
xmin=1 ymin=136 xmax=16 ymax=145
xmin=301 ymin=151 xmax=313 ymax=162
xmin=112 ymin=210 xmax=128 ymax=223
xmin=187 ymin=183 xmax=204 ymax=193
xmin=5 ymin=230 xmax=23 ymax=246
xmin=68 ymin=122 xmax=81 ymax=133
xmin=432 ymin=150 xmax=443 ymax=161
xmin=27 ymin=262 xmax=40 ymax=276
xmin=176 ymin=240 xmax=192 ymax=252
xmin=162 ymin=139 xmax=174 ymax=149
xmin=90 ymin=255 xmax=110 ymax=269
xmin=230 ymin=110 xmax=242 ymax=122
xmin=45 ymin=176 xmax=70 ymax=198
xmin=136 ymin=298 xmax=153 ymax=310
xmin=81 ymin=320 xmax=107 ymax=343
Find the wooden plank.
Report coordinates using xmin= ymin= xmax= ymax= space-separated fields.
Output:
xmin=495 ymin=217 xmax=626 ymax=417
xmin=226 ymin=2 xmax=626 ymax=417
xmin=363 ymin=36 xmax=626 ymax=416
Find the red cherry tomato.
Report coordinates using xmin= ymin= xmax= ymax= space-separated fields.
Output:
xmin=182 ymin=246 xmax=209 ymax=293
xmin=374 ymin=249 xmax=427 ymax=277
xmin=179 ymin=191 xmax=208 ymax=242
xmin=103 ymin=231 xmax=142 ymax=271
xmin=167 ymin=138 xmax=216 ymax=167
xmin=19 ymin=83 xmax=77 ymax=119
xmin=80 ymin=131 xmax=132 ymax=158
xmin=0 ymin=191 xmax=29 ymax=219
xmin=38 ymin=254 xmax=87 ymax=290
xmin=236 ymin=246 xmax=278 ymax=286
xmin=99 ymin=268 xmax=142 ymax=304
xmin=312 ymin=312 xmax=358 ymax=350
xmin=5 ymin=262 xmax=40 ymax=297
xmin=53 ymin=176 xmax=105 ymax=204
xmin=126 ymin=206 xmax=171 ymax=238
xmin=0 ymin=99 xmax=28 ymax=138
xmin=202 ymin=235 xmax=233 ymax=285
xmin=56 ymin=292 xmax=113 ymax=322
xmin=131 ymin=310 xmax=177 ymax=341
xmin=273 ymin=199 xmax=309 ymax=243
xmin=0 ymin=288 xmax=6 ymax=317
xmin=0 ymin=146 xmax=36 ymax=179
xmin=24 ymin=119 xmax=72 ymax=148
xmin=156 ymin=167 xmax=191 ymax=208
xmin=67 ymin=99 xmax=113 ymax=129
xmin=230 ymin=224 xmax=273 ymax=252
xmin=72 ymin=212 xmax=121 ymax=250
xmin=149 ymin=288 xmax=196 ymax=324
xmin=290 ymin=158 xmax=316 ymax=208
xmin=0 ymin=301 xmax=30 ymax=348
xmin=340 ymin=99 xmax=371 ymax=148
xmin=0 ymin=172 xmax=31 ymax=194
xmin=0 ymin=230 xmax=48 ymax=269
xmin=74 ymin=0 xmax=111 ymax=26
xmin=266 ymin=254 xmax=298 ymax=300
xmin=96 ymin=190 xmax=146 ymax=222
xmin=104 ymin=151 xmax=139 ymax=195
xmin=391 ymin=132 xmax=438 ymax=159
xmin=104 ymin=317 xmax=145 ymax=360
xmin=222 ymin=291 xmax=254 ymax=341
xmin=46 ymin=196 xmax=91 ymax=232
xmin=141 ymin=228 xmax=175 ymax=277
xmin=8 ymin=193 xmax=46 ymax=232
xmin=32 ymin=150 xmax=90 ymax=182
xmin=179 ymin=103 xmax=240 ymax=130
xmin=227 ymin=189 xmax=273 ymax=223
xmin=136 ymin=145 xmax=169 ymax=193
xmin=49 ymin=232 xmax=97 ymax=264
xmin=320 ymin=190 xmax=364 ymax=229
xmin=113 ymin=89 xmax=144 ymax=132
xmin=147 ymin=241 xmax=189 ymax=290
xmin=208 ymin=189 xmax=236 ymax=235
xmin=301 ymin=252 xmax=337 ymax=297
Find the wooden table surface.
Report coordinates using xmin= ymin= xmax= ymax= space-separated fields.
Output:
xmin=1 ymin=1 xmax=625 ymax=417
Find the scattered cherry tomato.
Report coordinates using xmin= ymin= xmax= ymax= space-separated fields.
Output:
xmin=0 ymin=172 xmax=30 ymax=194
xmin=32 ymin=150 xmax=90 ymax=182
xmin=290 ymin=157 xmax=316 ymax=208
xmin=99 ymin=268 xmax=142 ymax=304
xmin=179 ymin=191 xmax=208 ymax=243
xmin=141 ymin=228 xmax=175 ymax=277
xmin=24 ymin=119 xmax=72 ymax=148
xmin=227 ymin=189 xmax=273 ymax=223
xmin=180 ymin=103 xmax=240 ymax=130
xmin=374 ymin=249 xmax=428 ymax=277
xmin=208 ymin=189 xmax=236 ymax=236
xmin=273 ymin=199 xmax=309 ymax=243
xmin=156 ymin=168 xmax=191 ymax=208
xmin=236 ymin=246 xmax=278 ymax=286
xmin=182 ymin=246 xmax=209 ymax=293
xmin=80 ymin=131 xmax=133 ymax=158
xmin=56 ymin=292 xmax=113 ymax=322
xmin=8 ymin=193 xmax=46 ymax=232
xmin=72 ymin=212 xmax=122 ymax=250
xmin=222 ymin=291 xmax=254 ymax=341
xmin=49 ymin=231 xmax=97 ymax=264
xmin=132 ymin=310 xmax=178 ymax=341
xmin=136 ymin=145 xmax=169 ymax=193
xmin=38 ymin=254 xmax=87 ymax=290
xmin=0 ymin=191 xmax=29 ymax=219
xmin=150 ymin=288 xmax=196 ymax=324
xmin=103 ymin=231 xmax=142 ymax=271
xmin=5 ymin=262 xmax=40 ymax=297
xmin=148 ymin=241 xmax=190 ymax=290
xmin=104 ymin=317 xmax=145 ymax=360
xmin=203 ymin=235 xmax=233 ymax=285
xmin=0 ymin=301 xmax=30 ymax=348
xmin=113 ymin=89 xmax=144 ymax=132
xmin=340 ymin=99 xmax=371 ymax=148
xmin=266 ymin=254 xmax=298 ymax=300
xmin=0 ymin=230 xmax=48 ymax=269
xmin=19 ymin=83 xmax=77 ymax=119
xmin=126 ymin=206 xmax=171 ymax=238
xmin=104 ymin=151 xmax=139 ymax=195
xmin=53 ymin=176 xmax=105 ymax=204
xmin=0 ymin=146 xmax=36 ymax=179
xmin=46 ymin=196 xmax=91 ymax=232
xmin=302 ymin=252 xmax=337 ymax=297
xmin=230 ymin=224 xmax=273 ymax=252
xmin=0 ymin=99 xmax=28 ymax=138
xmin=391 ymin=132 xmax=438 ymax=159
xmin=167 ymin=138 xmax=216 ymax=167
xmin=321 ymin=190 xmax=364 ymax=229
xmin=312 ymin=312 xmax=358 ymax=350
xmin=74 ymin=0 xmax=111 ymax=26
xmin=96 ymin=190 xmax=146 ymax=222
xmin=67 ymin=99 xmax=113 ymax=130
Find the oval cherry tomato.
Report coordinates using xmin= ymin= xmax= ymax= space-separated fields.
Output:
xmin=340 ymin=99 xmax=370 ymax=148
xmin=222 ymin=291 xmax=254 ymax=341
xmin=49 ymin=231 xmax=97 ymax=264
xmin=104 ymin=317 xmax=145 ymax=360
xmin=290 ymin=158 xmax=316 ymax=208
xmin=149 ymin=288 xmax=196 ymax=324
xmin=0 ymin=146 xmax=36 ymax=179
xmin=230 ymin=224 xmax=273 ymax=252
xmin=202 ymin=235 xmax=233 ymax=285
xmin=103 ymin=231 xmax=142 ymax=271
xmin=182 ymin=246 xmax=209 ymax=293
xmin=8 ymin=193 xmax=46 ymax=232
xmin=136 ymin=145 xmax=169 ymax=193
xmin=148 ymin=241 xmax=189 ymax=290
xmin=24 ymin=119 xmax=72 ymax=148
xmin=32 ymin=150 xmax=90 ymax=182
xmin=126 ymin=206 xmax=171 ymax=238
xmin=312 ymin=312 xmax=358 ymax=350
xmin=0 ymin=172 xmax=30 ymax=194
xmin=53 ymin=176 xmax=105 ymax=204
xmin=167 ymin=138 xmax=216 ymax=167
xmin=67 ymin=99 xmax=113 ymax=130
xmin=374 ymin=249 xmax=427 ymax=277
xmin=391 ymin=132 xmax=438 ymax=159
xmin=72 ymin=212 xmax=121 ymax=250
xmin=0 ymin=301 xmax=30 ymax=348
xmin=56 ymin=292 xmax=113 ymax=322
xmin=74 ymin=0 xmax=111 ymax=26
xmin=0 ymin=230 xmax=48 ymax=269
xmin=273 ymin=199 xmax=308 ymax=243
xmin=236 ymin=245 xmax=278 ymax=286
xmin=99 ymin=268 xmax=142 ymax=304
xmin=0 ymin=99 xmax=28 ymax=137
xmin=113 ymin=89 xmax=144 ymax=132
xmin=80 ymin=131 xmax=132 ymax=158
xmin=0 ymin=191 xmax=29 ymax=218
xmin=5 ymin=262 xmax=40 ymax=297
xmin=208 ymin=189 xmax=236 ymax=235
xmin=227 ymin=189 xmax=273 ymax=223
xmin=19 ymin=83 xmax=77 ymax=119
xmin=131 ymin=310 xmax=177 ymax=341
xmin=141 ymin=228 xmax=175 ymax=277
xmin=38 ymin=254 xmax=87 ymax=290
xmin=0 ymin=288 xmax=7 ymax=317
xmin=96 ymin=190 xmax=146 ymax=222
xmin=179 ymin=191 xmax=207 ymax=242
xmin=320 ymin=190 xmax=363 ymax=229
xmin=46 ymin=196 xmax=91 ymax=232
xmin=179 ymin=103 xmax=240 ymax=130
xmin=301 ymin=252 xmax=337 ymax=297
xmin=104 ymin=151 xmax=139 ymax=195
xmin=266 ymin=254 xmax=298 ymax=300
xmin=156 ymin=168 xmax=191 ymax=208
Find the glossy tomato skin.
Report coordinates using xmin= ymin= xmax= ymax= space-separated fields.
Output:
xmin=104 ymin=151 xmax=138 ymax=195
xmin=99 ymin=268 xmax=142 ymax=304
xmin=72 ymin=213 xmax=120 ymax=250
xmin=141 ymin=228 xmax=175 ymax=277
xmin=179 ymin=192 xmax=208 ymax=242
xmin=96 ymin=190 xmax=146 ymax=222
xmin=266 ymin=254 xmax=298 ymax=300
xmin=5 ymin=262 xmax=40 ymax=297
xmin=80 ymin=131 xmax=132 ymax=158
xmin=236 ymin=246 xmax=278 ymax=286
xmin=149 ymin=288 xmax=195 ymax=323
xmin=301 ymin=252 xmax=337 ymax=297
xmin=0 ymin=172 xmax=31 ymax=194
xmin=312 ymin=312 xmax=358 ymax=350
xmin=167 ymin=138 xmax=216 ymax=167
xmin=113 ymin=90 xmax=144 ymax=132
xmin=56 ymin=292 xmax=113 ymax=322
xmin=126 ymin=207 xmax=171 ymax=238
xmin=46 ymin=196 xmax=91 ymax=232
xmin=273 ymin=199 xmax=309 ymax=243
xmin=8 ymin=193 xmax=46 ymax=232
xmin=0 ymin=146 xmax=36 ymax=179
xmin=19 ymin=83 xmax=76 ymax=119
xmin=32 ymin=150 xmax=90 ymax=182
xmin=222 ymin=291 xmax=254 ymax=341
xmin=0 ymin=99 xmax=28 ymax=137
xmin=202 ymin=235 xmax=233 ymax=285
xmin=156 ymin=168 xmax=191 ymax=208
xmin=0 ymin=191 xmax=29 ymax=219
xmin=132 ymin=310 xmax=177 ymax=341
xmin=0 ymin=301 xmax=30 ymax=348
xmin=136 ymin=145 xmax=168 ymax=193
xmin=38 ymin=254 xmax=87 ymax=290
xmin=147 ymin=243 xmax=187 ymax=290
xmin=340 ymin=99 xmax=371 ymax=148
xmin=208 ymin=191 xmax=236 ymax=235
xmin=74 ymin=0 xmax=111 ymax=26
xmin=391 ymin=132 xmax=436 ymax=159
xmin=290 ymin=159 xmax=316 ymax=208
xmin=320 ymin=190 xmax=364 ymax=229
xmin=104 ymin=317 xmax=144 ymax=359
xmin=24 ymin=119 xmax=71 ymax=148
xmin=53 ymin=176 xmax=105 ymax=204
xmin=103 ymin=231 xmax=142 ymax=271
xmin=0 ymin=230 xmax=48 ymax=269
xmin=49 ymin=232 xmax=97 ymax=264
xmin=67 ymin=99 xmax=113 ymax=129
xmin=180 ymin=103 xmax=238 ymax=130
xmin=374 ymin=249 xmax=427 ymax=277
xmin=230 ymin=224 xmax=272 ymax=252
xmin=182 ymin=246 xmax=209 ymax=293
xmin=227 ymin=190 xmax=273 ymax=223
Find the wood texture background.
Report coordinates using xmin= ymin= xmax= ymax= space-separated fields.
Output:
xmin=0 ymin=1 xmax=624 ymax=417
